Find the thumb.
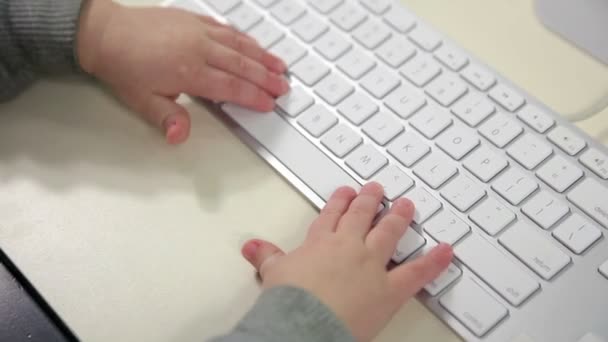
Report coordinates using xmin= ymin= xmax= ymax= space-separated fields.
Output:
xmin=241 ymin=239 xmax=286 ymax=279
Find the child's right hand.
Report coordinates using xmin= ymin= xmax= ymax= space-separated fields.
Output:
xmin=241 ymin=183 xmax=454 ymax=342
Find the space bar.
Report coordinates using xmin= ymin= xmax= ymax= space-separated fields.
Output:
xmin=222 ymin=104 xmax=361 ymax=202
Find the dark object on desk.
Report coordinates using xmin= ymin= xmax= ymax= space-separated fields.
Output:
xmin=0 ymin=248 xmax=78 ymax=342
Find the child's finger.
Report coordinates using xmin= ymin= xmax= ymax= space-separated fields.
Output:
xmin=199 ymin=16 xmax=258 ymax=44
xmin=336 ymin=182 xmax=385 ymax=239
xmin=307 ymin=186 xmax=358 ymax=239
xmin=241 ymin=239 xmax=286 ymax=279
xmin=365 ymin=198 xmax=414 ymax=264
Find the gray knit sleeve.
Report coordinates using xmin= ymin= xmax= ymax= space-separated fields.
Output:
xmin=210 ymin=286 xmax=355 ymax=342
xmin=0 ymin=0 xmax=84 ymax=101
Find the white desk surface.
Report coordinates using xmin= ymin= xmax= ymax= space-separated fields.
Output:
xmin=1 ymin=1 xmax=607 ymax=341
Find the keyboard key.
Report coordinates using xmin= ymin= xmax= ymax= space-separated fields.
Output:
xmin=522 ymin=191 xmax=570 ymax=230
xmin=410 ymin=105 xmax=453 ymax=139
xmin=479 ymin=112 xmax=523 ymax=148
xmin=517 ymin=105 xmax=555 ymax=134
xmin=492 ymin=168 xmax=538 ymax=205
xmin=553 ymin=213 xmax=602 ymax=255
xmin=600 ymin=260 xmax=608 ymax=279
xmin=384 ymin=85 xmax=426 ymax=119
xmin=413 ymin=153 xmax=458 ymax=189
xmin=402 ymin=187 xmax=442 ymax=224
xmin=536 ymin=155 xmax=584 ymax=193
xmin=291 ymin=55 xmax=330 ymax=86
xmin=567 ymin=178 xmax=608 ymax=228
xmin=439 ymin=276 xmax=508 ymax=337
xmin=337 ymin=92 xmax=378 ymax=125
xmin=297 ymin=104 xmax=338 ymax=137
xmin=291 ymin=13 xmax=328 ymax=43
xmin=362 ymin=112 xmax=404 ymax=146
xmin=330 ymin=2 xmax=368 ymax=31
xmin=269 ymin=37 xmax=307 ymax=66
xmin=456 ymin=234 xmax=540 ymax=307
xmin=424 ymin=210 xmax=470 ymax=245
xmin=408 ymin=24 xmax=442 ymax=51
xmin=307 ymin=0 xmax=342 ymax=14
xmin=461 ymin=63 xmax=496 ymax=91
xmin=383 ymin=5 xmax=416 ymax=33
xmin=353 ymin=19 xmax=392 ymax=49
xmin=359 ymin=0 xmax=392 ymax=15
xmin=248 ymin=20 xmax=285 ymax=48
xmin=360 ymin=65 xmax=401 ymax=99
xmin=463 ymin=146 xmax=509 ymax=183
xmin=436 ymin=126 xmax=480 ymax=160
xmin=441 ymin=174 xmax=486 ymax=212
xmin=271 ymin=0 xmax=306 ymax=25
xmin=373 ymin=165 xmax=414 ymax=200
xmin=321 ymin=124 xmax=362 ymax=158
xmin=580 ymin=148 xmax=608 ymax=179
xmin=375 ymin=36 xmax=416 ymax=68
xmin=451 ymin=93 xmax=496 ymax=127
xmin=489 ymin=84 xmax=526 ymax=112
xmin=425 ymin=262 xmax=462 ymax=296
xmin=336 ymin=48 xmax=377 ymax=80
xmin=434 ymin=44 xmax=468 ymax=71
xmin=506 ymin=133 xmax=553 ymax=170
xmin=314 ymin=29 xmax=352 ymax=61
xmin=345 ymin=144 xmax=388 ymax=179
xmin=226 ymin=3 xmax=263 ymax=31
xmin=314 ymin=73 xmax=354 ymax=105
xmin=548 ymin=126 xmax=587 ymax=156
xmin=392 ymin=228 xmax=426 ymax=263
xmin=387 ymin=132 xmax=431 ymax=167
xmin=254 ymin=0 xmax=279 ymax=8
xmin=425 ymin=73 xmax=468 ymax=107
xmin=499 ymin=222 xmax=571 ymax=280
xmin=204 ymin=0 xmax=240 ymax=14
xmin=400 ymin=54 xmax=442 ymax=87
xmin=469 ymin=197 xmax=516 ymax=236
xmin=276 ymin=86 xmax=314 ymax=117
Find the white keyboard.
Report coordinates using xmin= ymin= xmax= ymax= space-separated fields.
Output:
xmin=167 ymin=0 xmax=608 ymax=341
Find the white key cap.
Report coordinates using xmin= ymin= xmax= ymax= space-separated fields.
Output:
xmin=297 ymin=104 xmax=338 ymax=137
xmin=337 ymin=49 xmax=376 ymax=80
xmin=600 ymin=260 xmax=608 ymax=279
xmin=424 ymin=210 xmax=470 ymax=245
xmin=330 ymin=3 xmax=368 ymax=31
xmin=479 ymin=112 xmax=523 ymax=148
xmin=517 ymin=105 xmax=555 ymax=134
xmin=291 ymin=13 xmax=328 ymax=43
xmin=425 ymin=263 xmax=462 ymax=296
xmin=434 ymin=44 xmax=468 ymax=71
xmin=248 ymin=20 xmax=285 ymax=48
xmin=436 ymin=126 xmax=480 ymax=160
xmin=362 ymin=112 xmax=404 ymax=146
xmin=469 ymin=197 xmax=516 ymax=236
xmin=254 ymin=0 xmax=279 ymax=8
xmin=321 ymin=124 xmax=362 ymax=158
xmin=269 ymin=37 xmax=307 ymax=66
xmin=461 ymin=63 xmax=496 ymax=91
xmin=499 ymin=222 xmax=571 ymax=280
xmin=548 ymin=126 xmax=587 ymax=156
xmin=489 ymin=84 xmax=526 ymax=112
xmin=375 ymin=36 xmax=416 ymax=68
xmin=507 ymin=133 xmax=553 ymax=170
xmin=553 ymin=213 xmax=602 ymax=254
xmin=463 ymin=146 xmax=509 ymax=183
xmin=345 ymin=144 xmax=388 ymax=179
xmin=276 ymin=87 xmax=314 ymax=117
xmin=410 ymin=105 xmax=453 ymax=139
xmin=492 ymin=168 xmax=538 ymax=205
xmin=359 ymin=0 xmax=392 ymax=15
xmin=413 ymin=153 xmax=458 ymax=189
xmin=337 ymin=92 xmax=378 ymax=125
xmin=567 ymin=178 xmax=608 ymax=228
xmin=392 ymin=228 xmax=426 ymax=263
xmin=314 ymin=30 xmax=352 ymax=61
xmin=439 ymin=276 xmax=508 ymax=337
xmin=400 ymin=54 xmax=442 ymax=87
xmin=384 ymin=85 xmax=426 ymax=119
xmin=425 ymin=74 xmax=468 ymax=107
xmin=408 ymin=24 xmax=442 ymax=51
xmin=314 ymin=73 xmax=354 ymax=105
xmin=522 ymin=191 xmax=570 ymax=229
xmin=307 ymin=0 xmax=342 ymax=14
xmin=402 ymin=187 xmax=442 ymax=224
xmin=271 ymin=0 xmax=306 ymax=25
xmin=451 ymin=93 xmax=495 ymax=127
xmin=204 ymin=0 xmax=240 ymax=14
xmin=360 ymin=65 xmax=401 ymax=99
xmin=227 ymin=3 xmax=263 ymax=31
xmin=387 ymin=132 xmax=431 ymax=167
xmin=456 ymin=234 xmax=540 ymax=306
xmin=373 ymin=165 xmax=414 ymax=200
xmin=441 ymin=175 xmax=486 ymax=212
xmin=353 ymin=19 xmax=392 ymax=49
xmin=580 ymin=148 xmax=608 ymax=179
xmin=291 ymin=55 xmax=330 ymax=86
xmin=383 ymin=5 xmax=416 ymax=33
xmin=536 ymin=155 xmax=584 ymax=193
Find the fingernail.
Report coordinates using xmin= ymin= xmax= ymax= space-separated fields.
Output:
xmin=243 ymin=240 xmax=261 ymax=259
xmin=432 ymin=243 xmax=453 ymax=259
xmin=280 ymin=78 xmax=290 ymax=93
xmin=163 ymin=117 xmax=178 ymax=131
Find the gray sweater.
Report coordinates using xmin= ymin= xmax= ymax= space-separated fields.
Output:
xmin=0 ymin=1 xmax=354 ymax=341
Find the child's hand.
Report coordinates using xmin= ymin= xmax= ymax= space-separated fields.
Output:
xmin=241 ymin=183 xmax=454 ymax=342
xmin=77 ymin=1 xmax=288 ymax=144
